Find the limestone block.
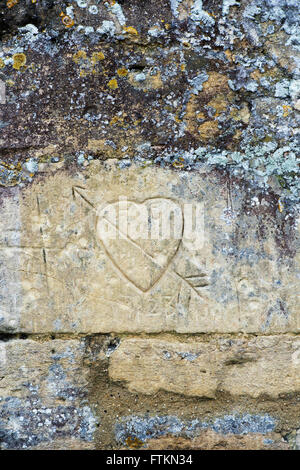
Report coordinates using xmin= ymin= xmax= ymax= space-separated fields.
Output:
xmin=109 ymin=336 xmax=300 ymax=398
xmin=0 ymin=339 xmax=96 ymax=449
xmin=0 ymin=162 xmax=298 ymax=335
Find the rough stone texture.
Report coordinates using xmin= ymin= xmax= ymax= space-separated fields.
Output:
xmin=0 ymin=162 xmax=299 ymax=334
xmin=0 ymin=0 xmax=299 ymax=200
xmin=109 ymin=336 xmax=300 ymax=398
xmin=0 ymin=339 xmax=96 ymax=449
xmin=0 ymin=0 xmax=299 ymax=450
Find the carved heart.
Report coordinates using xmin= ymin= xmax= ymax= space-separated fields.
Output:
xmin=96 ymin=198 xmax=183 ymax=292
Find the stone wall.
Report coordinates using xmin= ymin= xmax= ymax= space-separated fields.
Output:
xmin=0 ymin=0 xmax=299 ymax=450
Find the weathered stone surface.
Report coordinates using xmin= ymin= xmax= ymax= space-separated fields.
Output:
xmin=0 ymin=0 xmax=299 ymax=201
xmin=0 ymin=162 xmax=298 ymax=334
xmin=0 ymin=339 xmax=96 ymax=449
xmin=109 ymin=336 xmax=300 ymax=398
xmin=115 ymin=413 xmax=288 ymax=449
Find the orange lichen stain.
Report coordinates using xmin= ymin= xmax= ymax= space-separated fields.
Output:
xmin=123 ymin=26 xmax=139 ymax=35
xmin=250 ymin=69 xmax=262 ymax=81
xmin=224 ymin=49 xmax=233 ymax=62
xmin=60 ymin=12 xmax=74 ymax=28
xmin=180 ymin=63 xmax=186 ymax=71
xmin=198 ymin=120 xmax=220 ymax=140
xmin=0 ymin=59 xmax=4 ymax=69
xmin=7 ymin=0 xmax=18 ymax=8
xmin=172 ymin=157 xmax=185 ymax=168
xmin=196 ymin=111 xmax=206 ymax=120
xmin=91 ymin=52 xmax=105 ymax=64
xmin=110 ymin=115 xmax=123 ymax=126
xmin=278 ymin=200 xmax=284 ymax=213
xmin=108 ymin=78 xmax=118 ymax=90
xmin=282 ymin=104 xmax=291 ymax=117
xmin=12 ymin=53 xmax=26 ymax=70
xmin=202 ymin=72 xmax=228 ymax=94
xmin=184 ymin=94 xmax=199 ymax=135
xmin=117 ymin=67 xmax=128 ymax=77
xmin=72 ymin=50 xmax=87 ymax=63
xmin=164 ymin=23 xmax=171 ymax=30
xmin=207 ymin=95 xmax=228 ymax=117
xmin=125 ymin=436 xmax=144 ymax=449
